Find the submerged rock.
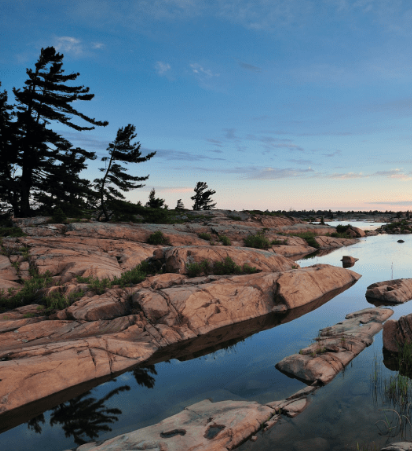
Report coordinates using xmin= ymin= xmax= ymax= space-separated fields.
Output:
xmin=366 ymin=279 xmax=412 ymax=305
xmin=276 ymin=307 xmax=393 ymax=384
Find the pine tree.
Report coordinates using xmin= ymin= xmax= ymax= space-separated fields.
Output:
xmin=0 ymin=83 xmax=20 ymax=215
xmin=146 ymin=188 xmax=166 ymax=209
xmin=35 ymin=147 xmax=96 ymax=216
xmin=94 ymin=124 xmax=156 ymax=221
xmin=11 ymin=46 xmax=108 ymax=216
xmin=175 ymin=199 xmax=184 ymax=210
xmin=191 ymin=182 xmax=216 ymax=210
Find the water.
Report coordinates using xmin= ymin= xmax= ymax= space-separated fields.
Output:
xmin=325 ymin=220 xmax=385 ymax=230
xmin=1 ymin=234 xmax=412 ymax=450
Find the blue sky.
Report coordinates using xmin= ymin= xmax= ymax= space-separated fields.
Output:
xmin=2 ymin=0 xmax=412 ymax=211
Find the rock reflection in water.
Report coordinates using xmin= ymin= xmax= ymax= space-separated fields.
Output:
xmin=145 ymin=281 xmax=356 ymax=366
xmin=26 ymin=385 xmax=131 ymax=445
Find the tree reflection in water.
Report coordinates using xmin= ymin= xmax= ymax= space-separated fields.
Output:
xmin=132 ymin=364 xmax=157 ymax=389
xmin=26 ymin=365 xmax=158 ymax=444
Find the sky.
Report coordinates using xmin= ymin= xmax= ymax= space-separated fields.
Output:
xmin=2 ymin=0 xmax=412 ymax=211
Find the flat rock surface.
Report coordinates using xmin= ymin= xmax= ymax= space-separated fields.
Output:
xmin=64 ymin=399 xmax=274 ymax=451
xmin=381 ymin=444 xmax=412 ymax=451
xmin=366 ymin=279 xmax=412 ymax=304
xmin=276 ymin=307 xmax=393 ymax=384
xmin=65 ymin=359 xmax=320 ymax=451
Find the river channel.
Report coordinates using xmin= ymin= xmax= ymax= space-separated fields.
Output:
xmin=1 ymin=227 xmax=412 ymax=450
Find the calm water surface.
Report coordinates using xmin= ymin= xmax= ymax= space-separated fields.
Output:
xmin=1 ymin=234 xmax=412 ymax=451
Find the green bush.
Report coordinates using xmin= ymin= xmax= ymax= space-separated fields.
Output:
xmin=243 ymin=232 xmax=270 ymax=249
xmin=0 ymin=269 xmax=54 ymax=310
xmin=336 ymin=224 xmax=351 ymax=234
xmin=292 ymin=232 xmax=319 ymax=249
xmin=147 ymin=231 xmax=171 ymax=245
xmin=218 ymin=235 xmax=231 ymax=246
xmin=77 ymin=261 xmax=151 ymax=294
xmin=270 ymin=239 xmax=288 ymax=245
xmin=186 ymin=257 xmax=258 ymax=277
xmin=51 ymin=207 xmax=67 ymax=223
xmin=198 ymin=232 xmax=212 ymax=240
xmin=0 ymin=227 xmax=26 ymax=238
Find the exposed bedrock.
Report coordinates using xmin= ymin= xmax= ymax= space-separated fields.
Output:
xmin=383 ymin=312 xmax=412 ymax=354
xmin=0 ymin=264 xmax=360 ymax=419
xmin=157 ymin=245 xmax=298 ymax=274
xmin=276 ymin=307 xmax=393 ymax=385
xmin=380 ymin=444 xmax=412 ymax=451
xmin=64 ymin=385 xmax=317 ymax=451
xmin=0 ymin=284 xmax=353 ymax=434
xmin=366 ymin=279 xmax=412 ymax=305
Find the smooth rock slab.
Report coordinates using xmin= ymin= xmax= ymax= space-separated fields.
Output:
xmin=276 ymin=307 xmax=393 ymax=384
xmin=64 ymin=399 xmax=274 ymax=451
xmin=161 ymin=245 xmax=298 ymax=274
xmin=381 ymin=444 xmax=412 ymax=451
xmin=366 ymin=279 xmax=412 ymax=304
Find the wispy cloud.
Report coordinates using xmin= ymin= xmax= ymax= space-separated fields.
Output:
xmin=238 ymin=61 xmax=262 ymax=72
xmin=327 ymin=172 xmax=367 ymax=180
xmin=140 ymin=186 xmax=193 ymax=193
xmin=373 ymin=168 xmax=412 ymax=181
xmin=53 ymin=36 xmax=105 ymax=57
xmin=190 ymin=63 xmax=219 ymax=78
xmin=367 ymin=201 xmax=412 ymax=206
xmin=143 ymin=147 xmax=226 ymax=161
xmin=245 ymin=167 xmax=314 ymax=180
xmin=323 ymin=150 xmax=342 ymax=157
xmin=155 ymin=61 xmax=171 ymax=75
xmin=288 ymin=158 xmax=313 ymax=165
xmin=206 ymin=138 xmax=223 ymax=147
xmin=54 ymin=36 xmax=83 ymax=55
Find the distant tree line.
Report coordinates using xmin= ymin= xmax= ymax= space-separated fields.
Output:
xmin=0 ymin=47 xmax=217 ymax=220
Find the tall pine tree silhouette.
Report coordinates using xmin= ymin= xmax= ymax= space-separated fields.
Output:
xmin=12 ymin=46 xmax=108 ymax=216
xmin=94 ymin=124 xmax=156 ymax=221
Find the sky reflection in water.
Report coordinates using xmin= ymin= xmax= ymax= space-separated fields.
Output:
xmin=1 ymin=234 xmax=412 ymax=450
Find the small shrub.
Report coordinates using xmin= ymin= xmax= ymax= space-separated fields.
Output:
xmin=243 ymin=232 xmax=270 ymax=249
xmin=336 ymin=224 xmax=351 ymax=234
xmin=0 ymin=227 xmax=26 ymax=238
xmin=292 ymin=232 xmax=319 ymax=249
xmin=198 ymin=232 xmax=211 ymax=241
xmin=51 ymin=207 xmax=67 ymax=224
xmin=218 ymin=235 xmax=231 ymax=246
xmin=186 ymin=257 xmax=258 ymax=277
xmin=228 ymin=215 xmax=242 ymax=221
xmin=270 ymin=239 xmax=287 ymax=245
xmin=147 ymin=231 xmax=171 ymax=245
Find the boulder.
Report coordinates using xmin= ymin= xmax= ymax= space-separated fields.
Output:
xmin=349 ymin=226 xmax=366 ymax=237
xmin=341 ymin=256 xmax=359 ymax=268
xmin=366 ymin=279 xmax=412 ymax=304
xmin=276 ymin=308 xmax=393 ymax=384
xmin=315 ymin=236 xmax=358 ymax=249
xmin=383 ymin=313 xmax=412 ymax=353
